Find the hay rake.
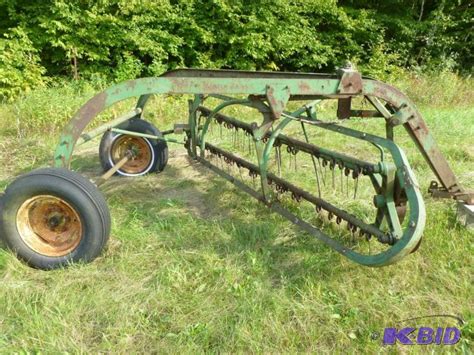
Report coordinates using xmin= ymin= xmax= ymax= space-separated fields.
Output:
xmin=1 ymin=67 xmax=472 ymax=269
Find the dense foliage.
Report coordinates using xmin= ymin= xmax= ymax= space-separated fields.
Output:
xmin=0 ymin=0 xmax=472 ymax=99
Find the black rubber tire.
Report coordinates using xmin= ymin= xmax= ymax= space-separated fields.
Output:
xmin=99 ymin=118 xmax=168 ymax=176
xmin=0 ymin=168 xmax=111 ymax=270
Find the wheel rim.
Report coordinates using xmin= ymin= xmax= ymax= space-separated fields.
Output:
xmin=16 ymin=195 xmax=83 ymax=256
xmin=110 ymin=135 xmax=154 ymax=175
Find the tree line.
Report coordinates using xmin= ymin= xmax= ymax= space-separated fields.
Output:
xmin=0 ymin=0 xmax=472 ymax=99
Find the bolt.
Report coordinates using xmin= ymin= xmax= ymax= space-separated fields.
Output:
xmin=409 ymin=221 xmax=416 ymax=228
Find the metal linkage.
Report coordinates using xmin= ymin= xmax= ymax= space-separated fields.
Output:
xmin=76 ymin=108 xmax=142 ymax=146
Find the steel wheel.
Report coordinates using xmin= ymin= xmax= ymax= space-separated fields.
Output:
xmin=109 ymin=135 xmax=154 ymax=175
xmin=99 ymin=118 xmax=168 ymax=177
xmin=16 ymin=195 xmax=83 ymax=257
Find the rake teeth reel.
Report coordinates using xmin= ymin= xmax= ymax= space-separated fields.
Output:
xmin=195 ymin=107 xmax=425 ymax=266
xmin=25 ymin=67 xmax=469 ymax=269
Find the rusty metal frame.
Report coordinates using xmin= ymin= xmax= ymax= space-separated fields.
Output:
xmin=54 ymin=69 xmax=469 ymax=204
xmin=51 ymin=68 xmax=472 ymax=266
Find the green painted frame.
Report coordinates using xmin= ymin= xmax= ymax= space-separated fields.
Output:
xmin=51 ymin=68 xmax=469 ymax=266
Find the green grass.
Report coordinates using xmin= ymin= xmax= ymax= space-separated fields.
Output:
xmin=0 ymin=76 xmax=473 ymax=353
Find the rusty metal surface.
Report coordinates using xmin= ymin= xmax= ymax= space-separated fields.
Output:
xmin=16 ymin=195 xmax=83 ymax=256
xmin=161 ymin=68 xmax=341 ymax=80
xmin=362 ymin=80 xmax=472 ymax=203
xmin=337 ymin=70 xmax=363 ymax=95
xmin=337 ymin=98 xmax=352 ymax=119
xmin=110 ymin=135 xmax=153 ymax=175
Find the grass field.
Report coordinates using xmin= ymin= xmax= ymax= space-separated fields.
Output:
xmin=0 ymin=73 xmax=473 ymax=353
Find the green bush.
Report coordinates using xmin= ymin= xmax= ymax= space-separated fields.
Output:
xmin=0 ymin=28 xmax=46 ymax=101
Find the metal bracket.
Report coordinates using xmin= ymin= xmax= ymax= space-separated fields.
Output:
xmin=337 ymin=69 xmax=363 ymax=95
xmin=387 ymin=103 xmax=415 ymax=126
xmin=428 ymin=181 xmax=474 ymax=204
xmin=265 ymin=85 xmax=290 ymax=119
xmin=337 ymin=97 xmax=352 ymax=119
xmin=173 ymin=123 xmax=190 ymax=134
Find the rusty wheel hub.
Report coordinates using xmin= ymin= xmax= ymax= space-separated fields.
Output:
xmin=111 ymin=135 xmax=153 ymax=174
xmin=16 ymin=195 xmax=83 ymax=256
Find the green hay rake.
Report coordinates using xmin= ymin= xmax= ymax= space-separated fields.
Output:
xmin=1 ymin=67 xmax=472 ymax=269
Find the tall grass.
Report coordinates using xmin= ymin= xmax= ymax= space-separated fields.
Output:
xmin=393 ymin=70 xmax=473 ymax=108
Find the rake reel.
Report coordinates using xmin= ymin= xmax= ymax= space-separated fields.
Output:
xmin=0 ymin=67 xmax=472 ymax=269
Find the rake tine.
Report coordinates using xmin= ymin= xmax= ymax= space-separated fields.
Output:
xmin=323 ymin=160 xmax=328 ymax=187
xmin=315 ymin=158 xmax=322 ymax=197
xmin=331 ymin=164 xmax=335 ymax=189
xmin=352 ymin=169 xmax=360 ymax=199
xmin=287 ymin=147 xmax=292 ymax=171
xmin=340 ymin=167 xmax=343 ymax=194
xmin=354 ymin=176 xmax=359 ymax=199
xmin=346 ymin=174 xmax=349 ymax=198
xmin=319 ymin=158 xmax=326 ymax=187
xmin=343 ymin=167 xmax=350 ymax=198
xmin=300 ymin=121 xmax=322 ymax=195
xmin=277 ymin=146 xmax=282 ymax=177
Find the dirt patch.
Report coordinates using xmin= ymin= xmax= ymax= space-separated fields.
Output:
xmin=99 ymin=148 xmax=228 ymax=219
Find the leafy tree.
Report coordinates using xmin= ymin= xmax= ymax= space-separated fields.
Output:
xmin=0 ymin=0 xmax=471 ymax=99
xmin=0 ymin=27 xmax=46 ymax=101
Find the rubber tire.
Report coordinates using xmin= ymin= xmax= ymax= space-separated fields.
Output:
xmin=99 ymin=118 xmax=168 ymax=176
xmin=0 ymin=168 xmax=111 ymax=270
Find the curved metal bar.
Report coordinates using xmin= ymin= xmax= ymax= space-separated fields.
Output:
xmin=263 ymin=113 xmax=425 ymax=266
xmin=363 ymin=81 xmax=463 ymax=196
xmin=136 ymin=94 xmax=152 ymax=115
xmin=261 ymin=116 xmax=293 ymax=201
xmin=53 ymin=76 xmax=342 ymax=167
